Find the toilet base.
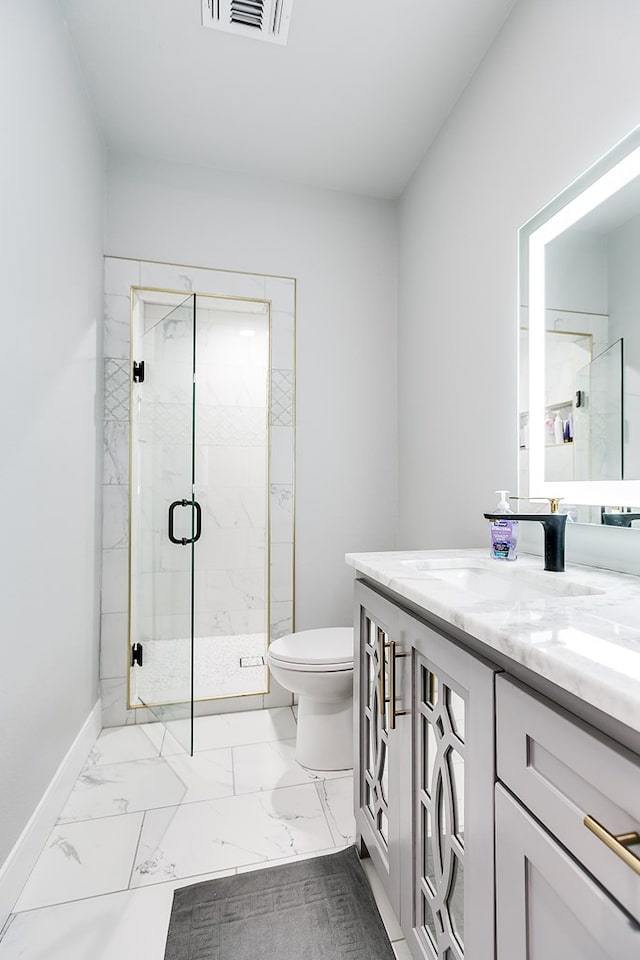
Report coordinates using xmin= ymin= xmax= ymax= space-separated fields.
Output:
xmin=296 ymin=696 xmax=353 ymax=771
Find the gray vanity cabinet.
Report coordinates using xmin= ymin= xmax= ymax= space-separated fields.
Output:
xmin=399 ymin=607 xmax=498 ymax=960
xmin=354 ymin=580 xmax=498 ymax=960
xmin=495 ymin=676 xmax=640 ymax=957
xmin=496 ymin=786 xmax=640 ymax=958
xmin=353 ymin=580 xmax=405 ymax=916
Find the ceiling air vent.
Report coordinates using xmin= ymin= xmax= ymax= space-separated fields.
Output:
xmin=201 ymin=0 xmax=294 ymax=46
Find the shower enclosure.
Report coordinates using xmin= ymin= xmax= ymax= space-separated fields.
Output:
xmin=128 ymin=290 xmax=272 ymax=753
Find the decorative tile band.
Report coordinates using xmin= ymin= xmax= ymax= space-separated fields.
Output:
xmin=271 ymin=369 xmax=294 ymax=426
xmin=104 ymin=360 xmax=130 ymax=421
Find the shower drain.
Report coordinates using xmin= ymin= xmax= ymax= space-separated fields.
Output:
xmin=240 ymin=655 xmax=265 ymax=668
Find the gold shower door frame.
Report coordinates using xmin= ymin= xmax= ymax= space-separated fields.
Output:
xmin=127 ymin=287 xmax=273 ymax=711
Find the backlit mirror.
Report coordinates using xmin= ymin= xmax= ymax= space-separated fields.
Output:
xmin=519 ymin=125 xmax=640 ymax=524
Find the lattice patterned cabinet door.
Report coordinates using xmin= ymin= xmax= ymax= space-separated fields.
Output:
xmin=417 ymin=660 xmax=466 ymax=959
xmin=363 ymin=617 xmax=391 ymax=848
xmin=354 ymin=582 xmax=405 ymax=916
xmin=401 ymin=614 xmax=497 ymax=960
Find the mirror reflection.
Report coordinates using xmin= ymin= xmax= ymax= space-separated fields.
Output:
xmin=519 ymin=129 xmax=640 ymax=522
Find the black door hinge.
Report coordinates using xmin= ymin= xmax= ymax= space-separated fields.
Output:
xmin=133 ymin=361 xmax=145 ymax=383
xmin=131 ymin=642 xmax=143 ymax=667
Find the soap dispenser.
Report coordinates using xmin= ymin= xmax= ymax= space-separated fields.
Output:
xmin=488 ymin=490 xmax=519 ymax=561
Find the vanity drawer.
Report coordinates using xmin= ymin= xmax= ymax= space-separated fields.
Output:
xmin=496 ymin=675 xmax=640 ymax=922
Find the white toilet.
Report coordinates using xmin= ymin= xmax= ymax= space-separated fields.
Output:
xmin=267 ymin=627 xmax=354 ymax=771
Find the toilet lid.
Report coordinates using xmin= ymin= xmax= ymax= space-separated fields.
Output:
xmin=268 ymin=627 xmax=353 ymax=667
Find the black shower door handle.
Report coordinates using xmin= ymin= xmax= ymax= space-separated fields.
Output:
xmin=168 ymin=499 xmax=202 ymax=545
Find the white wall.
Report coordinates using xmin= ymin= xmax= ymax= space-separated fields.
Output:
xmin=0 ymin=1 xmax=105 ymax=864
xmin=398 ymin=0 xmax=640 ymax=561
xmin=106 ymin=155 xmax=397 ymax=628
xmin=545 ymin=232 xmax=608 ymax=315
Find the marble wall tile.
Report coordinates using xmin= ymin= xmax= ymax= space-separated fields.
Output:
xmin=271 ymin=484 xmax=293 ymax=544
xmin=262 ymin=674 xmax=293 ymax=710
xmin=204 ymin=569 xmax=264 ymax=614
xmin=192 ymin=694 xmax=263 ymax=719
xmin=14 ymin=812 xmax=144 ymax=911
xmin=101 ymin=679 xmax=135 ymax=727
xmin=223 ymin=608 xmax=266 ymax=635
xmin=139 ymin=261 xmax=197 ymax=293
xmin=103 ymin=295 xmax=131 ymax=360
xmin=270 ymin=425 xmax=294 ymax=484
xmin=203 ymin=270 xmax=266 ymax=300
xmin=271 ymin=542 xmax=294 ymax=604
xmin=102 ymin=549 xmax=129 ymax=616
xmin=102 ymin=485 xmax=128 ymax=550
xmin=103 ymin=421 xmax=129 ymax=485
xmin=271 ymin=311 xmax=295 ymax=369
xmin=265 ymin=277 xmax=295 ymax=312
xmin=270 ymin=601 xmax=294 ymax=639
xmin=104 ymin=257 xmax=140 ymax=297
xmin=139 ymin=263 xmax=267 ymax=301
xmin=104 ymin=360 xmax=129 ymax=420
xmin=100 ymin=612 xmax=128 ymax=680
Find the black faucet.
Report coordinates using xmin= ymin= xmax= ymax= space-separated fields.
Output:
xmin=483 ymin=498 xmax=567 ymax=572
xmin=602 ymin=511 xmax=640 ymax=528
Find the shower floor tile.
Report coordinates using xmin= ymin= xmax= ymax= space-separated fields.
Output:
xmin=133 ymin=632 xmax=268 ymax=704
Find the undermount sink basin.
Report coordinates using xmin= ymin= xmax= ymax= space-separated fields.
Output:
xmin=399 ymin=559 xmax=604 ymax=602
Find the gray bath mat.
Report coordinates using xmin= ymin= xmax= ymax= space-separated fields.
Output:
xmin=163 ymin=846 xmax=396 ymax=960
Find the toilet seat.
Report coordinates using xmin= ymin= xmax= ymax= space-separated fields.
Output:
xmin=268 ymin=627 xmax=353 ymax=672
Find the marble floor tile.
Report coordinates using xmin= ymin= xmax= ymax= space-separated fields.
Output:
xmin=316 ymin=776 xmax=356 ymax=847
xmin=232 ymin=738 xmax=348 ymax=795
xmin=58 ymin=750 xmax=233 ymax=822
xmin=234 ymin=846 xmax=338 ymax=875
xmin=0 ymin=870 xmax=234 ymax=960
xmin=14 ymin=813 xmax=144 ymax=912
xmin=85 ymin=723 xmax=164 ymax=767
xmin=130 ymin=782 xmax=336 ymax=886
xmin=161 ymin=705 xmax=297 ymax=755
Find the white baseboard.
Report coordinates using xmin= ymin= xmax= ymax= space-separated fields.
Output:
xmin=0 ymin=700 xmax=102 ymax=928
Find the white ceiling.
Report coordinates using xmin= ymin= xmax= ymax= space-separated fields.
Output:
xmin=59 ymin=0 xmax=518 ymax=199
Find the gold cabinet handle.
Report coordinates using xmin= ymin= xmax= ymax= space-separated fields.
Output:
xmin=377 ymin=628 xmax=386 ymax=717
xmin=387 ymin=640 xmax=408 ymax=730
xmin=584 ymin=815 xmax=640 ymax=876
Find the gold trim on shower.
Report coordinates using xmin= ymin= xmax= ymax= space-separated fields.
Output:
xmin=125 ymin=278 xmax=295 ymax=710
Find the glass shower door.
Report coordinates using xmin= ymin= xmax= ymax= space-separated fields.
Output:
xmin=129 ymin=294 xmax=197 ymax=754
xmin=192 ymin=296 xmax=270 ymax=701
xmin=574 ymin=338 xmax=623 ymax=481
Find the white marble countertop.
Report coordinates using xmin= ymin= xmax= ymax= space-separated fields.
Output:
xmin=346 ymin=549 xmax=640 ymax=735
